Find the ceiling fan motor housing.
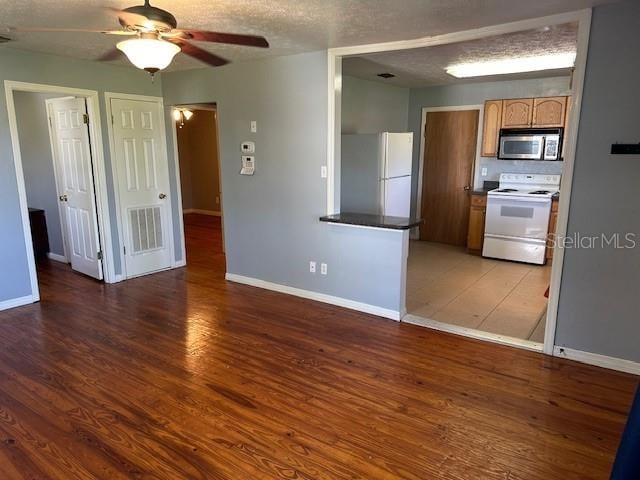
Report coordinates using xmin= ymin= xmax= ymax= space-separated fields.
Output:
xmin=119 ymin=3 xmax=178 ymax=31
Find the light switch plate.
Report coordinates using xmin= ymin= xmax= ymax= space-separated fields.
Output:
xmin=250 ymin=121 xmax=257 ymax=133
xmin=481 ymin=167 xmax=488 ymax=177
xmin=321 ymin=166 xmax=328 ymax=178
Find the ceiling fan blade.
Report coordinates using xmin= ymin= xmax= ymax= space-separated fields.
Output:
xmin=7 ymin=26 xmax=130 ymax=35
xmin=174 ymin=30 xmax=269 ymax=48
xmin=171 ymin=40 xmax=229 ymax=67
xmin=97 ymin=48 xmax=123 ymax=62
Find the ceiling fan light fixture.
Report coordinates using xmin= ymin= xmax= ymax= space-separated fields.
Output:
xmin=117 ymin=37 xmax=180 ymax=73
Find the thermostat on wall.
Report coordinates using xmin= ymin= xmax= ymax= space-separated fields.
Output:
xmin=240 ymin=156 xmax=255 ymax=175
xmin=241 ymin=141 xmax=255 ymax=154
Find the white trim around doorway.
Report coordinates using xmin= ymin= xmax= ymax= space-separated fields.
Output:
xmin=326 ymin=8 xmax=593 ymax=358
xmin=4 ymin=80 xmax=117 ymax=310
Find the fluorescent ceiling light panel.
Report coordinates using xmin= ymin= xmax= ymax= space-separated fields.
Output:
xmin=446 ymin=52 xmax=576 ymax=78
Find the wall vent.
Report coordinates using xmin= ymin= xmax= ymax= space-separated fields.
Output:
xmin=377 ymin=73 xmax=396 ymax=79
xmin=129 ymin=206 xmax=163 ymax=253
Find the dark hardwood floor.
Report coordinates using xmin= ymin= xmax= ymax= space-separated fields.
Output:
xmin=0 ymin=213 xmax=637 ymax=479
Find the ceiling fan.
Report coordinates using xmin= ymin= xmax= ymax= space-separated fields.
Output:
xmin=8 ymin=0 xmax=269 ymax=75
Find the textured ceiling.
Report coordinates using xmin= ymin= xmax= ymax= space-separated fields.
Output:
xmin=343 ymin=23 xmax=579 ymax=87
xmin=0 ymin=0 xmax=613 ymax=71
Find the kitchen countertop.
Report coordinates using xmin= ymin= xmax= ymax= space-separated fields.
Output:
xmin=319 ymin=212 xmax=422 ymax=230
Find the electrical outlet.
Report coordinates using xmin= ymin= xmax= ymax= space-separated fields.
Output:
xmin=320 ymin=263 xmax=327 ymax=275
xmin=309 ymin=261 xmax=316 ymax=273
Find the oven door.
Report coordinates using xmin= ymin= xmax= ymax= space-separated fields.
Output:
xmin=484 ymin=195 xmax=552 ymax=240
xmin=498 ymin=135 xmax=544 ymax=160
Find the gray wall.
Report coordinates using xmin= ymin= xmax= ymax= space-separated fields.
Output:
xmin=555 ymin=0 xmax=640 ymax=362
xmin=342 ymin=75 xmax=409 ymax=134
xmin=13 ymin=91 xmax=65 ymax=257
xmin=0 ymin=47 xmax=162 ymax=302
xmin=162 ymin=52 xmax=407 ymax=312
xmin=408 ymin=76 xmax=571 ymax=216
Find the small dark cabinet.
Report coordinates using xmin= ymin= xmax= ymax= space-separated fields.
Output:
xmin=28 ymin=208 xmax=50 ymax=261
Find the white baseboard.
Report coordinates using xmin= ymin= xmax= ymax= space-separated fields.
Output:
xmin=403 ymin=314 xmax=544 ymax=353
xmin=553 ymin=346 xmax=640 ymax=375
xmin=47 ymin=252 xmax=68 ymax=263
xmin=174 ymin=260 xmax=187 ymax=268
xmin=0 ymin=295 xmax=35 ymax=311
xmin=183 ymin=209 xmax=221 ymax=217
xmin=225 ymin=273 xmax=401 ymax=321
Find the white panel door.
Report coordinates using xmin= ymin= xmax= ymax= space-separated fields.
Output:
xmin=110 ymin=98 xmax=173 ymax=278
xmin=383 ymin=132 xmax=413 ymax=179
xmin=48 ymin=97 xmax=103 ymax=280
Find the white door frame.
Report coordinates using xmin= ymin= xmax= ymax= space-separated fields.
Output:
xmin=326 ymin=9 xmax=593 ymax=356
xmin=414 ymin=104 xmax=484 ymax=239
xmin=4 ymin=80 xmax=117 ymax=305
xmin=104 ymin=92 xmax=180 ymax=278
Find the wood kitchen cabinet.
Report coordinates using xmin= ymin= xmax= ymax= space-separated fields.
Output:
xmin=501 ymin=98 xmax=534 ymax=128
xmin=546 ymin=198 xmax=559 ymax=261
xmin=533 ymin=96 xmax=567 ymax=127
xmin=481 ymin=95 xmax=571 ymax=157
xmin=481 ymin=100 xmax=503 ymax=157
xmin=467 ymin=193 xmax=487 ymax=253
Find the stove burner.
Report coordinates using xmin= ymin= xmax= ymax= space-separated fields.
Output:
xmin=496 ymin=188 xmax=518 ymax=193
xmin=529 ymin=190 xmax=551 ymax=195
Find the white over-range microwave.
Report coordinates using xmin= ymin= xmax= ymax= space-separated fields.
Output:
xmin=497 ymin=128 xmax=564 ymax=161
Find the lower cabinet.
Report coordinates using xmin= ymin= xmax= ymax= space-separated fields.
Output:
xmin=467 ymin=194 xmax=486 ymax=253
xmin=546 ymin=199 xmax=559 ymax=261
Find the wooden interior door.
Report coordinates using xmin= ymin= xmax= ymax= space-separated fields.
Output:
xmin=420 ymin=110 xmax=479 ymax=246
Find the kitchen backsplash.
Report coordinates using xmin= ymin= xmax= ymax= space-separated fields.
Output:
xmin=474 ymin=158 xmax=564 ymax=189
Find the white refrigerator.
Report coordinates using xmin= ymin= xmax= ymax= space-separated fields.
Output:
xmin=341 ymin=132 xmax=413 ymax=217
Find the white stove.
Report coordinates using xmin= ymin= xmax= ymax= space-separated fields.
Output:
xmin=483 ymin=174 xmax=561 ymax=265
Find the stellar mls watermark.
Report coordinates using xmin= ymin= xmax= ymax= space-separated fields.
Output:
xmin=549 ymin=233 xmax=638 ymax=249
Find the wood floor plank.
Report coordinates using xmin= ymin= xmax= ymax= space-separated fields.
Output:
xmin=0 ymin=213 xmax=636 ymax=479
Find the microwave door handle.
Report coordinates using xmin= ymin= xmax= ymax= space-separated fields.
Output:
xmin=540 ymin=137 xmax=546 ymax=160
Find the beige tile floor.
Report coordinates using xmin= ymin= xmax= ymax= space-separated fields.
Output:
xmin=406 ymin=241 xmax=551 ymax=342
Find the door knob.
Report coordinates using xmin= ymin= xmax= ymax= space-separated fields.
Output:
xmin=59 ymin=194 xmax=68 ymax=202
xmin=159 ymin=193 xmax=167 ymax=199
xmin=463 ymin=186 xmax=472 ymax=191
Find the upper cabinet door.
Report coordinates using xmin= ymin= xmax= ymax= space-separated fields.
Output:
xmin=501 ymin=98 xmax=534 ymax=128
xmin=533 ymin=96 xmax=568 ymax=127
xmin=481 ymin=100 xmax=503 ymax=157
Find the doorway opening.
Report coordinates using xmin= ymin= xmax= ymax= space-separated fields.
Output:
xmin=6 ymin=81 xmax=114 ymax=302
xmin=172 ymin=103 xmax=225 ymax=271
xmin=329 ymin=10 xmax=591 ymax=354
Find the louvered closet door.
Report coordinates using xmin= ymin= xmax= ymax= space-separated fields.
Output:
xmin=110 ymin=98 xmax=173 ymax=278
